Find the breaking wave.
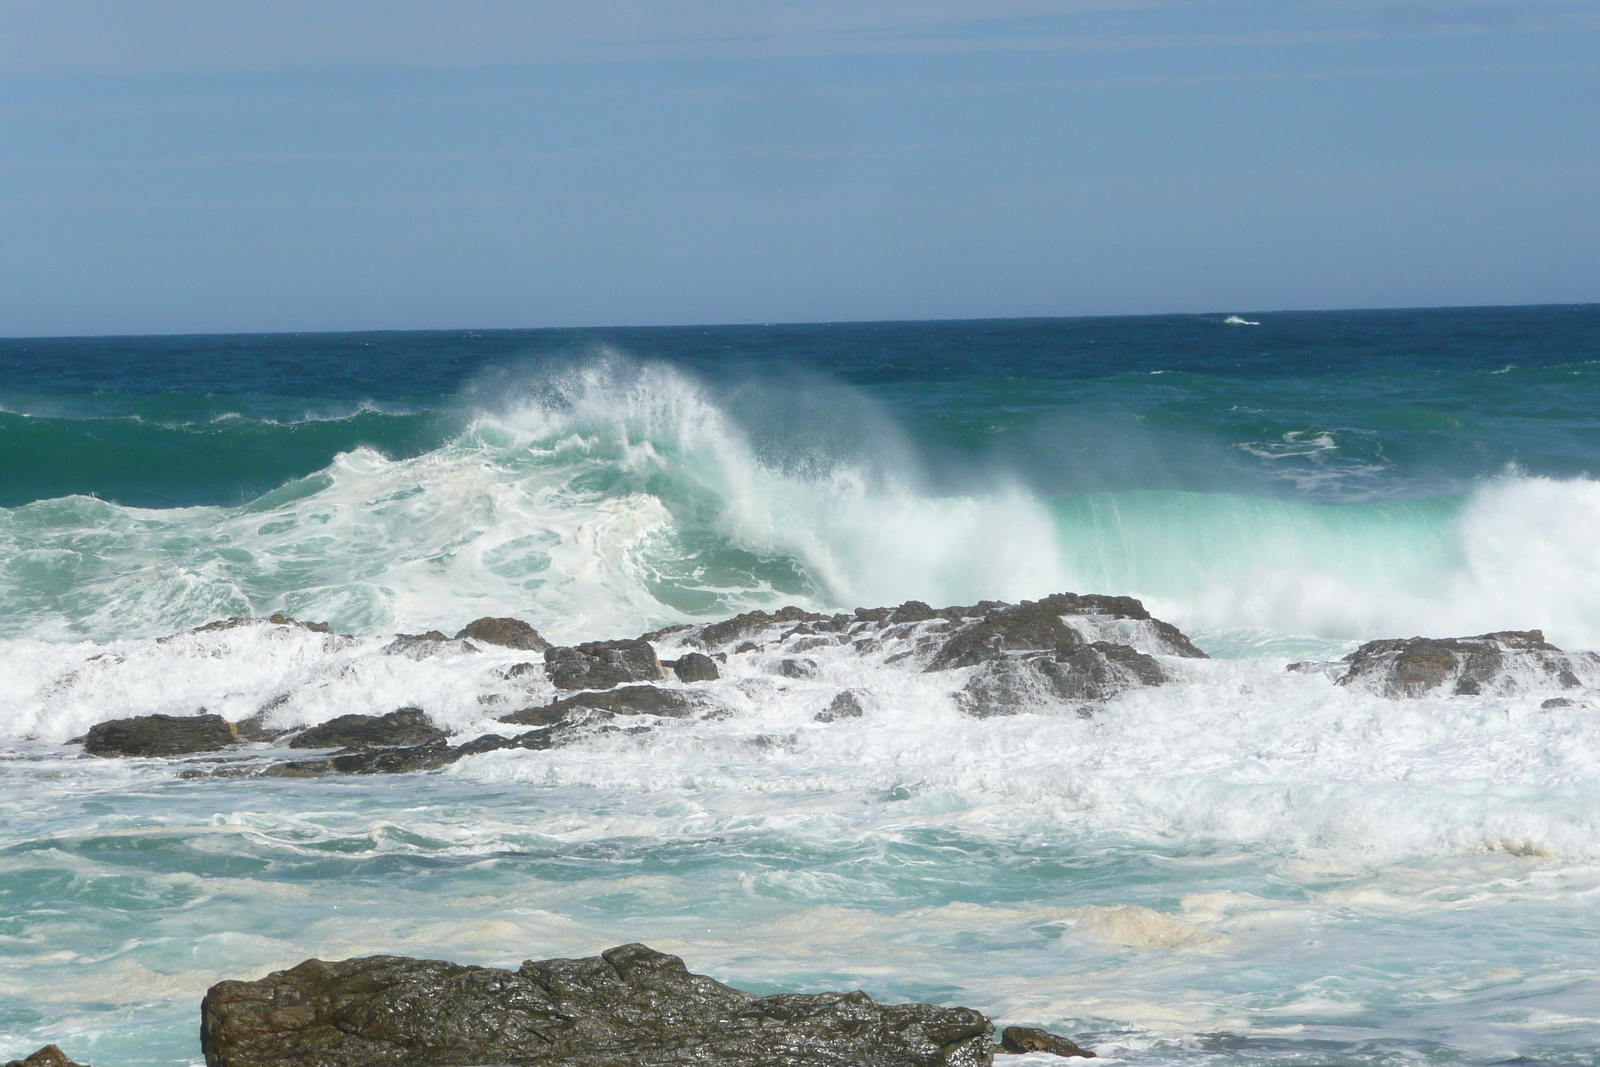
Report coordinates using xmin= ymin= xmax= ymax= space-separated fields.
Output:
xmin=0 ymin=360 xmax=1597 ymax=651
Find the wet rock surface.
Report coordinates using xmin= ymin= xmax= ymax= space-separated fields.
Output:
xmin=83 ymin=713 xmax=240 ymax=757
xmin=454 ymin=616 xmax=551 ymax=651
xmin=668 ymin=651 xmax=720 ymax=682
xmin=499 ymin=685 xmax=711 ymax=726
xmin=185 ymin=614 xmax=338 ymax=637
xmin=265 ymin=740 xmax=458 ymax=778
xmin=288 ymin=709 xmax=447 ymax=750
xmin=199 ymin=942 xmax=995 ymax=1067
xmin=546 ymin=638 xmax=664 ymax=690
xmin=1327 ymin=630 xmax=1599 ymax=698
xmin=3 ymin=1046 xmax=93 ymax=1067
xmin=997 ymin=1026 xmax=1095 ymax=1058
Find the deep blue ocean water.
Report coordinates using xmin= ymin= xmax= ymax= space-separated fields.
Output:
xmin=3 ymin=306 xmax=1600 ymax=1066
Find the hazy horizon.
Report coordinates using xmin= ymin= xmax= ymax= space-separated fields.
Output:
xmin=2 ymin=1 xmax=1597 ymax=335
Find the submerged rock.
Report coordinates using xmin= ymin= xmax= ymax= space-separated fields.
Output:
xmin=83 ymin=713 xmax=240 ymax=757
xmin=288 ymin=709 xmax=447 ymax=750
xmin=454 ymin=616 xmax=551 ymax=651
xmin=1332 ymin=630 xmax=1598 ymax=698
xmin=264 ymin=740 xmax=456 ymax=778
xmin=815 ymin=689 xmax=865 ymax=722
xmin=545 ymin=638 xmax=664 ymax=690
xmin=997 ymin=1026 xmax=1094 ymax=1059
xmin=3 ymin=1047 xmax=93 ymax=1067
xmin=956 ymin=643 xmax=1164 ymax=718
xmin=200 ymin=942 xmax=994 ymax=1067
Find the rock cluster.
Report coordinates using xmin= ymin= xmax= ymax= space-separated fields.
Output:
xmin=1299 ymin=630 xmax=1600 ymax=698
xmin=61 ymin=595 xmax=1212 ymax=774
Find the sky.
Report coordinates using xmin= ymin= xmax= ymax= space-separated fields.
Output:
xmin=1 ymin=0 xmax=1597 ymax=335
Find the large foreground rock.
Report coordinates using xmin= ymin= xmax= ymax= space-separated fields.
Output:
xmin=1323 ymin=630 xmax=1600 ymax=698
xmin=83 ymin=713 xmax=239 ymax=757
xmin=200 ymin=942 xmax=994 ymax=1067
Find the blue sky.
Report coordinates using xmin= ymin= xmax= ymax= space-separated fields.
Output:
xmin=1 ymin=1 xmax=1597 ymax=334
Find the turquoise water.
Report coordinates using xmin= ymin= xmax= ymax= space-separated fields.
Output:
xmin=3 ymin=308 xmax=1600 ymax=1064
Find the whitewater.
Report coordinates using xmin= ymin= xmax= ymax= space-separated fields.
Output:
xmin=3 ymin=309 xmax=1600 ymax=1065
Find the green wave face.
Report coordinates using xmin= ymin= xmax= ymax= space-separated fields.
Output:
xmin=0 ymin=407 xmax=456 ymax=508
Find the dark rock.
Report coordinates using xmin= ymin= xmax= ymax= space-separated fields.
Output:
xmin=499 ymin=685 xmax=708 ymax=726
xmin=957 ymin=643 xmax=1164 ymax=718
xmin=454 ymin=617 xmax=551 ymax=651
xmin=505 ymin=661 xmax=542 ymax=678
xmin=545 ymin=639 xmax=663 ymax=690
xmin=998 ymin=1026 xmax=1094 ymax=1058
xmin=3 ymin=1046 xmax=92 ymax=1067
xmin=779 ymin=658 xmax=818 ymax=679
xmin=264 ymin=740 xmax=456 ymax=778
xmin=669 ymin=652 xmax=720 ymax=683
xmin=199 ymin=942 xmax=994 ymax=1067
xmin=692 ymin=606 xmax=833 ymax=649
xmin=1542 ymin=697 xmax=1577 ymax=709
xmin=288 ymin=709 xmax=446 ymax=750
xmin=1335 ymin=631 xmax=1596 ymax=698
xmin=83 ymin=713 xmax=240 ymax=757
xmin=815 ymin=690 xmax=865 ymax=722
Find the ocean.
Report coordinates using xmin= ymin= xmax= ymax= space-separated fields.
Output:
xmin=2 ymin=306 xmax=1599 ymax=1065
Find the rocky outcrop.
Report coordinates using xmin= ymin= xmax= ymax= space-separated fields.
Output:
xmin=83 ymin=713 xmax=240 ymax=757
xmin=666 ymin=652 xmax=720 ymax=682
xmin=288 ymin=709 xmax=447 ymax=750
xmin=1322 ymin=630 xmax=1599 ymax=698
xmin=264 ymin=740 xmax=457 ymax=778
xmin=650 ymin=593 xmax=1202 ymax=719
xmin=3 ymin=1046 xmax=92 ymax=1067
xmin=454 ymin=617 xmax=551 ymax=651
xmin=997 ymin=1026 xmax=1094 ymax=1058
xmin=199 ymin=942 xmax=995 ymax=1067
xmin=922 ymin=599 xmax=1172 ymax=717
xmin=545 ymin=639 xmax=664 ymax=690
